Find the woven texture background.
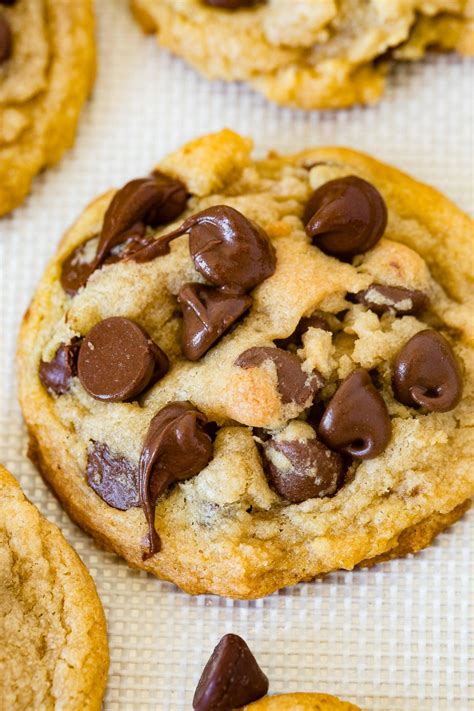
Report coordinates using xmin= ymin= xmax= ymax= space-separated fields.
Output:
xmin=0 ymin=1 xmax=473 ymax=709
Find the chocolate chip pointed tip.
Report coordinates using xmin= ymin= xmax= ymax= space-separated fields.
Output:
xmin=193 ymin=634 xmax=269 ymax=711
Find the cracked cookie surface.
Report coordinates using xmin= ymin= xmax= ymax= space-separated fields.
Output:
xmin=0 ymin=464 xmax=108 ymax=710
xmin=131 ymin=0 xmax=473 ymax=109
xmin=0 ymin=0 xmax=95 ymax=216
xmin=17 ymin=129 xmax=474 ymax=599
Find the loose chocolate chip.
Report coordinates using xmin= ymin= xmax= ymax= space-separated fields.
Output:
xmin=96 ymin=174 xmax=187 ymax=263
xmin=0 ymin=15 xmax=12 ymax=63
xmin=354 ymin=284 xmax=429 ymax=316
xmin=274 ymin=314 xmax=331 ymax=349
xmin=39 ymin=340 xmax=81 ymax=395
xmin=235 ymin=346 xmax=322 ymax=407
xmin=262 ymin=424 xmax=344 ymax=503
xmin=132 ymin=206 xmax=276 ymax=294
xmin=178 ymin=283 xmax=252 ymax=361
xmin=86 ymin=443 xmax=140 ymax=510
xmin=77 ymin=317 xmax=169 ymax=402
xmin=392 ymin=330 xmax=462 ymax=412
xmin=193 ymin=634 xmax=269 ymax=711
xmin=304 ymin=176 xmax=387 ymax=259
xmin=318 ymin=368 xmax=392 ymax=459
xmin=139 ymin=402 xmax=214 ymax=557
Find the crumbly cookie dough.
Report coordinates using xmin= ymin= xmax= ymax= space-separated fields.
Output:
xmin=18 ymin=129 xmax=474 ymax=599
xmin=0 ymin=464 xmax=108 ymax=710
xmin=130 ymin=0 xmax=474 ymax=110
xmin=242 ymin=693 xmax=361 ymax=710
xmin=0 ymin=0 xmax=95 ymax=216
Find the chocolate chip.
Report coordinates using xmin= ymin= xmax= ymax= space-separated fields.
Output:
xmin=203 ymin=0 xmax=263 ymax=8
xmin=178 ymin=283 xmax=252 ymax=361
xmin=304 ymin=176 xmax=387 ymax=259
xmin=96 ymin=174 xmax=187 ymax=263
xmin=354 ymin=284 xmax=429 ymax=316
xmin=392 ymin=330 xmax=462 ymax=412
xmin=193 ymin=634 xmax=269 ymax=711
xmin=77 ymin=317 xmax=169 ymax=402
xmin=262 ymin=424 xmax=344 ymax=503
xmin=132 ymin=206 xmax=276 ymax=294
xmin=235 ymin=346 xmax=322 ymax=407
xmin=139 ymin=402 xmax=214 ymax=557
xmin=274 ymin=314 xmax=331 ymax=349
xmin=0 ymin=1 xmax=18 ymax=5
xmin=318 ymin=368 xmax=392 ymax=459
xmin=0 ymin=15 xmax=12 ymax=63
xmin=39 ymin=340 xmax=81 ymax=395
xmin=86 ymin=443 xmax=140 ymax=510
xmin=60 ymin=173 xmax=187 ymax=295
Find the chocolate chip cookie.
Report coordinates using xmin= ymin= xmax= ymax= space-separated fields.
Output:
xmin=131 ymin=0 xmax=473 ymax=110
xmin=17 ymin=129 xmax=474 ymax=599
xmin=193 ymin=633 xmax=360 ymax=710
xmin=0 ymin=0 xmax=95 ymax=216
xmin=0 ymin=463 xmax=108 ymax=709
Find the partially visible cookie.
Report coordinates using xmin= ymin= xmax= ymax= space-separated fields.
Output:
xmin=131 ymin=0 xmax=473 ymax=110
xmin=0 ymin=0 xmax=95 ymax=216
xmin=0 ymin=464 xmax=108 ymax=710
xmin=192 ymin=633 xmax=360 ymax=710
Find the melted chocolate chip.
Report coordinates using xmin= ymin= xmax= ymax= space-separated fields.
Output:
xmin=235 ymin=346 xmax=322 ymax=407
xmin=0 ymin=1 xmax=18 ymax=5
xmin=39 ymin=340 xmax=81 ymax=395
xmin=304 ymin=176 xmax=387 ymax=259
xmin=77 ymin=317 xmax=168 ymax=402
xmin=139 ymin=402 xmax=214 ymax=557
xmin=274 ymin=314 xmax=331 ymax=349
xmin=0 ymin=15 xmax=12 ymax=63
xmin=178 ymin=283 xmax=252 ymax=361
xmin=354 ymin=284 xmax=429 ymax=316
xmin=318 ymin=368 xmax=392 ymax=459
xmin=262 ymin=425 xmax=344 ymax=503
xmin=86 ymin=443 xmax=140 ymax=510
xmin=203 ymin=0 xmax=263 ymax=7
xmin=392 ymin=330 xmax=462 ymax=412
xmin=193 ymin=634 xmax=269 ymax=711
xmin=132 ymin=206 xmax=276 ymax=293
xmin=60 ymin=173 xmax=187 ymax=295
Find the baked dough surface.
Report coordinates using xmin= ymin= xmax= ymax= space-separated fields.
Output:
xmin=242 ymin=692 xmax=360 ymax=710
xmin=0 ymin=0 xmax=95 ymax=216
xmin=18 ymin=129 xmax=474 ymax=599
xmin=131 ymin=0 xmax=474 ymax=109
xmin=0 ymin=464 xmax=108 ymax=710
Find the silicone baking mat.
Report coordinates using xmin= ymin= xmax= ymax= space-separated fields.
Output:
xmin=0 ymin=1 xmax=473 ymax=709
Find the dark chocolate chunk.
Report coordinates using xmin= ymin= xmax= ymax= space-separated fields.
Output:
xmin=354 ymin=284 xmax=429 ymax=316
xmin=39 ymin=340 xmax=81 ymax=395
xmin=304 ymin=176 xmax=387 ymax=259
xmin=274 ymin=314 xmax=331 ymax=349
xmin=77 ymin=317 xmax=168 ymax=402
xmin=0 ymin=15 xmax=12 ymax=63
xmin=318 ymin=368 xmax=392 ymax=459
xmin=178 ymin=282 xmax=252 ymax=361
xmin=86 ymin=443 xmax=140 ymax=510
xmin=131 ymin=205 xmax=276 ymax=294
xmin=262 ymin=425 xmax=344 ymax=503
xmin=392 ymin=330 xmax=462 ymax=412
xmin=235 ymin=346 xmax=321 ymax=406
xmin=139 ymin=402 xmax=214 ymax=558
xmin=193 ymin=634 xmax=269 ymax=711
